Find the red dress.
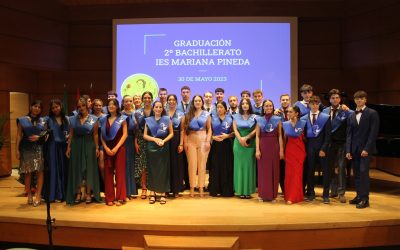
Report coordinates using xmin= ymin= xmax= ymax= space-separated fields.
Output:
xmin=104 ymin=120 xmax=127 ymax=203
xmin=284 ymin=133 xmax=306 ymax=203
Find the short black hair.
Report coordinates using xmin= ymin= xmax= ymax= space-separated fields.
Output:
xmin=215 ymin=88 xmax=224 ymax=93
xmin=300 ymin=84 xmax=313 ymax=92
xmin=354 ymin=90 xmax=367 ymax=99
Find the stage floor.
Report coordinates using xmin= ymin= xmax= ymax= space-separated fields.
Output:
xmin=1 ymin=169 xmax=400 ymax=249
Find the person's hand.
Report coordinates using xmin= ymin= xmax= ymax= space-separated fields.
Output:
xmin=319 ymin=150 xmax=326 ymax=157
xmin=105 ymin=147 xmax=113 ymax=156
xmin=66 ymin=148 xmax=71 ymax=158
xmin=274 ymin=109 xmax=282 ymax=116
xmin=346 ymin=153 xmax=352 ymax=160
xmin=213 ymin=135 xmax=223 ymax=142
xmin=239 ymin=136 xmax=249 ymax=147
xmin=204 ymin=142 xmax=211 ymax=151
xmin=177 ymin=145 xmax=183 ymax=153
xmin=96 ymin=148 xmax=100 ymax=157
xmin=361 ymin=150 xmax=369 ymax=157
xmin=342 ymin=104 xmax=350 ymax=111
xmin=255 ymin=150 xmax=261 ymax=160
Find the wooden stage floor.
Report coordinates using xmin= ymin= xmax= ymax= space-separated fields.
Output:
xmin=0 ymin=169 xmax=400 ymax=249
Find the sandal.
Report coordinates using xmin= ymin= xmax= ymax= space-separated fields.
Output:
xmin=116 ymin=200 xmax=124 ymax=206
xmin=85 ymin=195 xmax=92 ymax=204
xmin=141 ymin=189 xmax=147 ymax=199
xmin=27 ymin=195 xmax=33 ymax=205
xmin=74 ymin=193 xmax=82 ymax=204
xmin=33 ymin=200 xmax=41 ymax=207
xmin=107 ymin=201 xmax=114 ymax=206
xmin=149 ymin=195 xmax=156 ymax=204
xmin=160 ymin=196 xmax=167 ymax=205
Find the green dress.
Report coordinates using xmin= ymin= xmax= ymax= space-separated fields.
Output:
xmin=66 ymin=115 xmax=100 ymax=204
xmin=233 ymin=114 xmax=257 ymax=196
xmin=145 ymin=116 xmax=171 ymax=193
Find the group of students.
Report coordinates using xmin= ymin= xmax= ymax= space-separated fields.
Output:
xmin=16 ymin=84 xmax=379 ymax=209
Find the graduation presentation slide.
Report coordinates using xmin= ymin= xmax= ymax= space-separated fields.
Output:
xmin=113 ymin=17 xmax=297 ymax=106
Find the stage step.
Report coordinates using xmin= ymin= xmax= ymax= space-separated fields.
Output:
xmin=143 ymin=235 xmax=240 ymax=249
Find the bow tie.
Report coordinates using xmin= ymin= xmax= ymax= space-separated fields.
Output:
xmin=355 ymin=109 xmax=363 ymax=115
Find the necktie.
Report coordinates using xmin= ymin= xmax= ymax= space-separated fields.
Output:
xmin=355 ymin=109 xmax=363 ymax=115
xmin=207 ymin=107 xmax=210 ymax=112
xmin=232 ymin=111 xmax=236 ymax=115
xmin=184 ymin=103 xmax=188 ymax=112
xmin=312 ymin=113 xmax=317 ymax=125
xmin=284 ymin=110 xmax=288 ymax=121
xmin=331 ymin=108 xmax=337 ymax=120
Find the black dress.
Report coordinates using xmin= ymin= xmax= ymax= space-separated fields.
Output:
xmin=209 ymin=115 xmax=234 ymax=197
xmin=169 ymin=109 xmax=185 ymax=195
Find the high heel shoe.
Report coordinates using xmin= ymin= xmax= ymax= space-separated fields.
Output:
xmin=27 ymin=195 xmax=33 ymax=205
xmin=141 ymin=189 xmax=147 ymax=199
xmin=189 ymin=188 xmax=195 ymax=198
xmin=85 ymin=195 xmax=92 ymax=204
xmin=74 ymin=193 xmax=82 ymax=204
xmin=160 ymin=196 xmax=167 ymax=205
xmin=149 ymin=194 xmax=156 ymax=204
xmin=33 ymin=199 xmax=41 ymax=207
xmin=199 ymin=188 xmax=204 ymax=198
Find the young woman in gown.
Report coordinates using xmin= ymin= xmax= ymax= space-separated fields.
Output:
xmin=121 ymin=95 xmax=138 ymax=199
xmin=16 ymin=100 xmax=47 ymax=207
xmin=282 ymin=106 xmax=307 ymax=204
xmin=209 ymin=101 xmax=234 ymax=197
xmin=167 ymin=94 xmax=185 ymax=198
xmin=255 ymin=99 xmax=284 ymax=202
xmin=144 ymin=101 xmax=173 ymax=204
xmin=232 ymin=98 xmax=257 ymax=199
xmin=66 ymin=97 xmax=100 ymax=205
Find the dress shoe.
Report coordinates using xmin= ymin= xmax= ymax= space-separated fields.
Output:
xmin=356 ymin=200 xmax=369 ymax=209
xmin=305 ymin=195 xmax=315 ymax=202
xmin=323 ymin=197 xmax=330 ymax=204
xmin=330 ymin=193 xmax=338 ymax=198
xmin=349 ymin=197 xmax=360 ymax=205
xmin=338 ymin=195 xmax=346 ymax=203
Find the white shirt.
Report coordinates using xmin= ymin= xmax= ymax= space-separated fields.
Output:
xmin=356 ymin=105 xmax=366 ymax=124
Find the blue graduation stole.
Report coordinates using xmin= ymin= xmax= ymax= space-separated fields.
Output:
xmin=100 ymin=115 xmax=127 ymax=141
xmin=17 ymin=116 xmax=47 ymax=137
xmin=256 ymin=115 xmax=281 ymax=133
xmin=69 ymin=114 xmax=98 ymax=135
xmin=135 ymin=108 xmax=150 ymax=130
xmin=189 ymin=111 xmax=210 ymax=131
xmin=282 ymin=120 xmax=306 ymax=138
xmin=294 ymin=101 xmax=310 ymax=117
xmin=322 ymin=107 xmax=354 ymax=133
xmin=233 ymin=114 xmax=257 ymax=129
xmin=170 ymin=109 xmax=185 ymax=129
xmin=48 ymin=116 xmax=70 ymax=143
xmin=177 ymin=101 xmax=191 ymax=114
xmin=210 ymin=103 xmax=218 ymax=117
xmin=122 ymin=111 xmax=137 ymax=135
xmin=305 ymin=113 xmax=330 ymax=138
xmin=252 ymin=103 xmax=263 ymax=115
xmin=145 ymin=116 xmax=170 ymax=139
xmin=212 ymin=114 xmax=233 ymax=135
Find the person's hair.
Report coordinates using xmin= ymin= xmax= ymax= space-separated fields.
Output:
xmin=239 ymin=98 xmax=253 ymax=115
xmin=167 ymin=94 xmax=178 ymax=103
xmin=228 ymin=95 xmax=238 ymax=101
xmin=106 ymin=98 xmax=121 ymax=116
xmin=81 ymin=94 xmax=90 ymax=100
xmin=142 ymin=91 xmax=153 ymax=101
xmin=216 ymin=101 xmax=228 ymax=112
xmin=260 ymin=99 xmax=275 ymax=116
xmin=280 ymin=94 xmax=290 ymax=100
xmin=300 ymin=84 xmax=313 ymax=92
xmin=28 ymin=99 xmax=43 ymax=117
xmin=204 ymin=91 xmax=213 ymax=97
xmin=159 ymin=88 xmax=167 ymax=93
xmin=309 ymin=95 xmax=321 ymax=104
xmin=49 ymin=99 xmax=68 ymax=124
xmin=328 ymin=89 xmax=341 ymax=98
xmin=354 ymin=90 xmax=367 ymax=99
xmin=184 ymin=95 xmax=205 ymax=135
xmin=151 ymin=101 xmax=167 ymax=116
xmin=252 ymin=89 xmax=263 ymax=96
xmin=107 ymin=90 xmax=118 ymax=98
xmin=93 ymin=98 xmax=103 ymax=106
xmin=215 ymin=88 xmax=224 ymax=94
xmin=181 ymin=86 xmax=191 ymax=92
xmin=240 ymin=90 xmax=251 ymax=97
xmin=292 ymin=106 xmax=301 ymax=119
xmin=76 ymin=97 xmax=89 ymax=116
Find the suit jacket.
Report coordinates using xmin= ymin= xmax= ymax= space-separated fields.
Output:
xmin=322 ymin=106 xmax=352 ymax=143
xmin=346 ymin=107 xmax=379 ymax=154
xmin=303 ymin=112 xmax=332 ymax=153
xmin=177 ymin=101 xmax=191 ymax=114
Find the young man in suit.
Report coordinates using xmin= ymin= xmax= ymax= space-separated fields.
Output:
xmin=303 ymin=96 xmax=332 ymax=203
xmin=346 ymin=90 xmax=379 ymax=209
xmin=323 ymin=89 xmax=354 ymax=203
xmin=177 ymin=86 xmax=191 ymax=114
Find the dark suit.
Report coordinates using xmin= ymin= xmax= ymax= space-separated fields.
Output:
xmin=346 ymin=107 xmax=379 ymax=201
xmin=304 ymin=112 xmax=332 ymax=198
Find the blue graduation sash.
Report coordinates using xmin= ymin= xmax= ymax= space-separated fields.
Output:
xmin=252 ymin=103 xmax=263 ymax=115
xmin=282 ymin=120 xmax=306 ymax=138
xmin=305 ymin=113 xmax=330 ymax=138
xmin=170 ymin=109 xmax=185 ymax=129
xmin=17 ymin=116 xmax=47 ymax=137
xmin=177 ymin=101 xmax=191 ymax=114
xmin=69 ymin=114 xmax=98 ymax=135
xmin=48 ymin=116 xmax=70 ymax=143
xmin=100 ymin=115 xmax=127 ymax=141
xmin=322 ymin=107 xmax=354 ymax=133
xmin=212 ymin=114 xmax=233 ymax=135
xmin=294 ymin=101 xmax=310 ymax=117
xmin=145 ymin=116 xmax=170 ymax=138
xmin=256 ymin=115 xmax=281 ymax=133
xmin=135 ymin=108 xmax=149 ymax=130
xmin=233 ymin=114 xmax=257 ymax=129
xmin=122 ymin=111 xmax=137 ymax=135
xmin=189 ymin=111 xmax=210 ymax=131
